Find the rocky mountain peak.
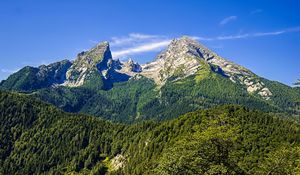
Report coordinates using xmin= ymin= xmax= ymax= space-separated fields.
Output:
xmin=126 ymin=58 xmax=142 ymax=72
xmin=114 ymin=58 xmax=142 ymax=78
xmin=171 ymin=36 xmax=204 ymax=49
xmin=141 ymin=36 xmax=273 ymax=99
xmin=127 ymin=58 xmax=134 ymax=64
xmin=63 ymin=41 xmax=113 ymax=87
xmin=75 ymin=41 xmax=112 ymax=67
xmin=156 ymin=36 xmax=210 ymax=61
xmin=141 ymin=36 xmax=205 ymax=84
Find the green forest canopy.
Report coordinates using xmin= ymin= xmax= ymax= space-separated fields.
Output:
xmin=1 ymin=91 xmax=300 ymax=174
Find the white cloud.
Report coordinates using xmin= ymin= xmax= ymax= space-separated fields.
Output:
xmin=110 ymin=33 xmax=164 ymax=46
xmin=109 ymin=26 xmax=300 ymax=58
xmin=196 ymin=27 xmax=300 ymax=41
xmin=216 ymin=34 xmax=250 ymax=40
xmin=219 ymin=16 xmax=237 ymax=26
xmin=250 ymin=9 xmax=263 ymax=15
xmin=112 ymin=40 xmax=171 ymax=58
xmin=109 ymin=33 xmax=171 ymax=58
xmin=253 ymin=31 xmax=285 ymax=37
xmin=191 ymin=36 xmax=213 ymax=41
xmin=1 ymin=68 xmax=19 ymax=74
xmin=129 ymin=33 xmax=159 ymax=39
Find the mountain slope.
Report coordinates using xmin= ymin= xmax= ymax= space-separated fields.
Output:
xmin=141 ymin=37 xmax=272 ymax=99
xmin=1 ymin=91 xmax=300 ymax=174
xmin=0 ymin=36 xmax=299 ymax=122
xmin=0 ymin=60 xmax=71 ymax=91
xmin=0 ymin=42 xmax=136 ymax=91
xmin=62 ymin=41 xmax=117 ymax=89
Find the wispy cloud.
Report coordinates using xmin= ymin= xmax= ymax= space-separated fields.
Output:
xmin=253 ymin=31 xmax=285 ymax=37
xmin=109 ymin=33 xmax=171 ymax=58
xmin=112 ymin=40 xmax=171 ymax=58
xmin=219 ymin=16 xmax=237 ymax=26
xmin=110 ymin=33 xmax=165 ymax=46
xmin=250 ymin=9 xmax=263 ymax=15
xmin=110 ymin=26 xmax=300 ymax=58
xmin=1 ymin=68 xmax=19 ymax=74
xmin=196 ymin=27 xmax=300 ymax=41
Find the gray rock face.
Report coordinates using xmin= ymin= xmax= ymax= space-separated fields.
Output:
xmin=127 ymin=58 xmax=142 ymax=72
xmin=63 ymin=42 xmax=113 ymax=87
xmin=143 ymin=36 xmax=253 ymax=82
xmin=38 ymin=59 xmax=72 ymax=85
xmin=141 ymin=37 xmax=201 ymax=84
xmin=115 ymin=58 xmax=142 ymax=77
xmin=62 ymin=42 xmax=139 ymax=87
xmin=140 ymin=36 xmax=272 ymax=99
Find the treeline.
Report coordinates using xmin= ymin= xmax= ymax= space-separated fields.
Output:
xmin=1 ymin=91 xmax=300 ymax=174
xmin=1 ymin=65 xmax=300 ymax=123
xmin=29 ymin=73 xmax=300 ymax=124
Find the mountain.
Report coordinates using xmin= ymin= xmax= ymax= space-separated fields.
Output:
xmin=1 ymin=90 xmax=300 ymax=174
xmin=0 ymin=41 xmax=139 ymax=91
xmin=142 ymin=37 xmax=272 ymax=99
xmin=0 ymin=59 xmax=72 ymax=91
xmin=1 ymin=36 xmax=299 ymax=122
xmin=62 ymin=41 xmax=112 ymax=87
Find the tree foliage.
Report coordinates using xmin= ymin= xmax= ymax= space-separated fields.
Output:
xmin=1 ymin=91 xmax=300 ymax=174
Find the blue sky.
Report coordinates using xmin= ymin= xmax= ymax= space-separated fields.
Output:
xmin=0 ymin=0 xmax=299 ymax=85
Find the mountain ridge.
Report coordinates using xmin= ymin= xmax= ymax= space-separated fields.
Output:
xmin=0 ymin=36 xmax=273 ymax=99
xmin=0 ymin=36 xmax=299 ymax=122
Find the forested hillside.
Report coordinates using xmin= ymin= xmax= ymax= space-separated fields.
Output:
xmin=1 ymin=91 xmax=300 ymax=174
xmin=28 ymin=69 xmax=300 ymax=123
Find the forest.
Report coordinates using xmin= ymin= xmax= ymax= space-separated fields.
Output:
xmin=1 ymin=90 xmax=300 ymax=174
